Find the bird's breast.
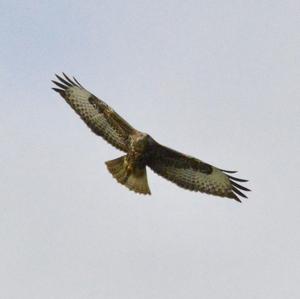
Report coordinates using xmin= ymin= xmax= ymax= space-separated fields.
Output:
xmin=129 ymin=132 xmax=148 ymax=154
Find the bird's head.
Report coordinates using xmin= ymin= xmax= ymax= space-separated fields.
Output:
xmin=133 ymin=132 xmax=158 ymax=152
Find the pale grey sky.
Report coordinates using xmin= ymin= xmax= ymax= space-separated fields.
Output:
xmin=1 ymin=1 xmax=299 ymax=298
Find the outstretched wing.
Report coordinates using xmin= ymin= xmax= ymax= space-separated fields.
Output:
xmin=146 ymin=141 xmax=250 ymax=202
xmin=52 ymin=73 xmax=136 ymax=152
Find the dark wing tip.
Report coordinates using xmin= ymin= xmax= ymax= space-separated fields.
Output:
xmin=62 ymin=72 xmax=81 ymax=87
xmin=52 ymin=87 xmax=64 ymax=94
xmin=52 ymin=80 xmax=68 ymax=89
xmin=219 ymin=168 xmax=237 ymax=174
xmin=228 ymin=192 xmax=242 ymax=203
xmin=232 ymin=186 xmax=248 ymax=198
xmin=221 ymin=169 xmax=250 ymax=202
xmin=52 ymin=73 xmax=82 ymax=90
xmin=230 ymin=180 xmax=251 ymax=192
xmin=73 ymin=76 xmax=83 ymax=87
xmin=55 ymin=74 xmax=72 ymax=87
xmin=228 ymin=175 xmax=248 ymax=183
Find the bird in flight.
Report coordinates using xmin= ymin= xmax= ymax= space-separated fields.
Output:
xmin=52 ymin=73 xmax=250 ymax=202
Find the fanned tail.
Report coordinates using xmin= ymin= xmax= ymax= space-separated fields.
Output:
xmin=105 ymin=155 xmax=151 ymax=195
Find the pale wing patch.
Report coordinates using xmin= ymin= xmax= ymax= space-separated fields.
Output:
xmin=153 ymin=164 xmax=232 ymax=197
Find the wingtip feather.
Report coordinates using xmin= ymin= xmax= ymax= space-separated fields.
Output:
xmin=228 ymin=175 xmax=248 ymax=183
xmin=55 ymin=74 xmax=72 ymax=87
xmin=52 ymin=80 xmax=68 ymax=89
xmin=230 ymin=180 xmax=251 ymax=192
xmin=73 ymin=76 xmax=83 ymax=87
xmin=231 ymin=186 xmax=248 ymax=199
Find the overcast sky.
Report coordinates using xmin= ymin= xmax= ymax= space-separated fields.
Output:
xmin=1 ymin=1 xmax=299 ymax=298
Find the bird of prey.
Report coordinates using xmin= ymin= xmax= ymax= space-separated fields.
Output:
xmin=52 ymin=73 xmax=250 ymax=202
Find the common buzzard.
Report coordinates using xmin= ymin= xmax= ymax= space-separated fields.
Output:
xmin=52 ymin=74 xmax=250 ymax=202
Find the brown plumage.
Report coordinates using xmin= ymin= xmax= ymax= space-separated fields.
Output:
xmin=52 ymin=73 xmax=250 ymax=202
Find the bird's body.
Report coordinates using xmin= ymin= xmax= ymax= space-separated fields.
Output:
xmin=52 ymin=73 xmax=250 ymax=202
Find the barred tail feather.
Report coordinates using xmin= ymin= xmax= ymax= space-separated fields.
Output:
xmin=105 ymin=155 xmax=151 ymax=195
